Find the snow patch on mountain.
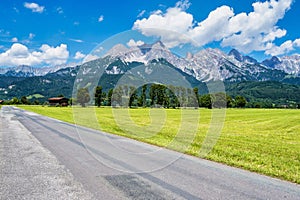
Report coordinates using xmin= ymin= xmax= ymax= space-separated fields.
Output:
xmin=0 ymin=63 xmax=77 ymax=77
xmin=262 ymin=55 xmax=300 ymax=76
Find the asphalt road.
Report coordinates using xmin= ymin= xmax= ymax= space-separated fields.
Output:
xmin=1 ymin=106 xmax=300 ymax=199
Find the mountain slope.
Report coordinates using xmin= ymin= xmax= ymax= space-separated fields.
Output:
xmin=262 ymin=55 xmax=300 ymax=76
xmin=0 ymin=63 xmax=77 ymax=77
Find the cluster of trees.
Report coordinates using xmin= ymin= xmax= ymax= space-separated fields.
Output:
xmin=76 ymin=84 xmax=249 ymax=109
xmin=1 ymin=96 xmax=43 ymax=105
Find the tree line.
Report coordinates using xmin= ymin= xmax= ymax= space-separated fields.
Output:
xmin=77 ymin=84 xmax=248 ymax=108
xmin=4 ymin=83 xmax=297 ymax=109
xmin=0 ymin=96 xmax=44 ymax=105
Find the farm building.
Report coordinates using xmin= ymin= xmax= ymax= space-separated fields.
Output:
xmin=48 ymin=97 xmax=69 ymax=107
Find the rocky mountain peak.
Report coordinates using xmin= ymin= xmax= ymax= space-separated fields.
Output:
xmin=262 ymin=56 xmax=281 ymax=68
xmin=106 ymin=44 xmax=129 ymax=58
xmin=228 ymin=49 xmax=257 ymax=64
xmin=228 ymin=49 xmax=243 ymax=62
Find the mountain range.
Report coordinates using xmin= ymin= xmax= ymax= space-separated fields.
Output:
xmin=104 ymin=41 xmax=300 ymax=83
xmin=0 ymin=41 xmax=300 ymax=105
xmin=0 ymin=63 xmax=77 ymax=77
xmin=1 ymin=41 xmax=300 ymax=81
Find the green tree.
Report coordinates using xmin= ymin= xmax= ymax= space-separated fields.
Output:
xmin=129 ymin=86 xmax=137 ymax=108
xmin=94 ymin=86 xmax=103 ymax=107
xmin=212 ymin=92 xmax=226 ymax=108
xmin=77 ymin=87 xmax=90 ymax=107
xmin=226 ymin=95 xmax=233 ymax=108
xmin=168 ymin=85 xmax=178 ymax=109
xmin=200 ymin=94 xmax=212 ymax=108
xmin=33 ymin=100 xmax=40 ymax=105
xmin=101 ymin=92 xmax=107 ymax=106
xmin=150 ymin=84 xmax=156 ymax=106
xmin=69 ymin=98 xmax=74 ymax=106
xmin=107 ymin=88 xmax=113 ymax=106
xmin=138 ymin=85 xmax=147 ymax=107
xmin=163 ymin=87 xmax=170 ymax=108
xmin=11 ymin=97 xmax=20 ymax=105
xmin=157 ymin=84 xmax=166 ymax=106
xmin=234 ymin=95 xmax=247 ymax=108
xmin=193 ymin=87 xmax=200 ymax=107
xmin=112 ymin=86 xmax=122 ymax=107
xmin=21 ymin=96 xmax=29 ymax=105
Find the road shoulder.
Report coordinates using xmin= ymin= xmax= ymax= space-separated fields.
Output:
xmin=0 ymin=107 xmax=95 ymax=200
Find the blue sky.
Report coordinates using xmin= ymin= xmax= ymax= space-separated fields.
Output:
xmin=0 ymin=0 xmax=299 ymax=67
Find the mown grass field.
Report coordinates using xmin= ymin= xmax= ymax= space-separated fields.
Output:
xmin=18 ymin=105 xmax=300 ymax=184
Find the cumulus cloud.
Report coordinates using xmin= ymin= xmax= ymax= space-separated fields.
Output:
xmin=133 ymin=0 xmax=295 ymax=54
xmin=74 ymin=51 xmax=86 ymax=59
xmin=188 ymin=6 xmax=235 ymax=46
xmin=11 ymin=37 xmax=18 ymax=42
xmin=24 ymin=2 xmax=45 ymax=13
xmin=265 ymin=39 xmax=300 ymax=56
xmin=0 ymin=43 xmax=69 ymax=66
xmin=294 ymin=39 xmax=300 ymax=47
xmin=133 ymin=0 xmax=193 ymax=48
xmin=98 ymin=15 xmax=104 ymax=22
xmin=127 ymin=39 xmax=145 ymax=47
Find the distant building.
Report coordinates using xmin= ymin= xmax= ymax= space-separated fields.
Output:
xmin=48 ymin=97 xmax=69 ymax=107
xmin=0 ymin=100 xmax=3 ymax=104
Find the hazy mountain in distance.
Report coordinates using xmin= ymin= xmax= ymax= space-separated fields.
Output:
xmin=0 ymin=63 xmax=77 ymax=77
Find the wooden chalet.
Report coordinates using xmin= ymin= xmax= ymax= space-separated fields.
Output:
xmin=48 ymin=97 xmax=69 ymax=107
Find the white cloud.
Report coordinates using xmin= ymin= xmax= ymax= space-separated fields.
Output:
xmin=175 ymin=0 xmax=191 ymax=10
xmin=13 ymin=7 xmax=19 ymax=13
xmin=24 ymin=2 xmax=45 ymax=13
xmin=265 ymin=39 xmax=300 ymax=56
xmin=137 ymin=10 xmax=146 ymax=18
xmin=98 ymin=15 xmax=104 ymax=22
xmin=127 ymin=39 xmax=145 ymax=47
xmin=83 ymin=54 xmax=99 ymax=63
xmin=188 ymin=6 xmax=235 ymax=46
xmin=56 ymin=7 xmax=63 ymax=14
xmin=11 ymin=37 xmax=18 ymax=42
xmin=70 ymin=38 xmax=84 ymax=43
xmin=221 ymin=0 xmax=293 ymax=53
xmin=74 ymin=51 xmax=86 ymax=59
xmin=133 ymin=1 xmax=193 ymax=48
xmin=294 ymin=39 xmax=300 ymax=47
xmin=0 ymin=43 xmax=69 ymax=66
xmin=29 ymin=33 xmax=35 ymax=39
xmin=73 ymin=21 xmax=80 ymax=26
xmin=133 ymin=0 xmax=295 ymax=54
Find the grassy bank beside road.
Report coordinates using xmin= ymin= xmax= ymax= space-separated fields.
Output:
xmin=18 ymin=106 xmax=300 ymax=184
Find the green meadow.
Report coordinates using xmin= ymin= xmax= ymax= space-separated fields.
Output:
xmin=18 ymin=106 xmax=300 ymax=184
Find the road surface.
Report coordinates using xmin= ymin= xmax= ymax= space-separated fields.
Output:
xmin=1 ymin=106 xmax=299 ymax=199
